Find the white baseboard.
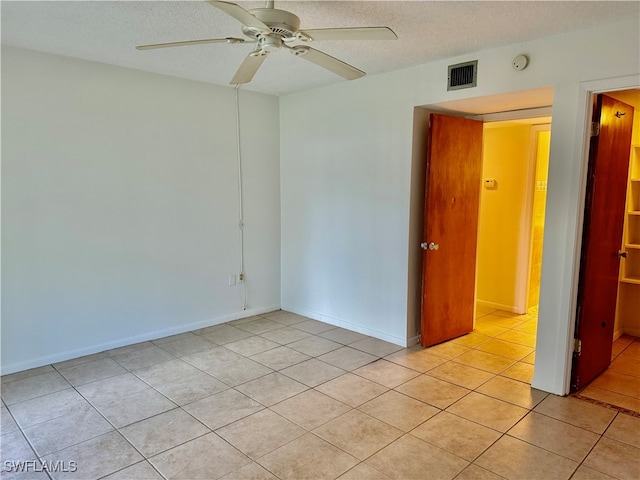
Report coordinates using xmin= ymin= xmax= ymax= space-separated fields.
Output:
xmin=476 ymin=299 xmax=522 ymax=314
xmin=281 ymin=304 xmax=409 ymax=347
xmin=1 ymin=304 xmax=281 ymax=376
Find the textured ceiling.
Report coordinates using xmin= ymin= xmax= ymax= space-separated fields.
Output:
xmin=2 ymin=1 xmax=638 ymax=96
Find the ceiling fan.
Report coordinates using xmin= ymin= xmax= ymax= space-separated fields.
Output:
xmin=136 ymin=0 xmax=397 ymax=85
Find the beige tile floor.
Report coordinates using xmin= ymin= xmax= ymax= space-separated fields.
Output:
xmin=1 ymin=309 xmax=639 ymax=480
xmin=576 ymin=335 xmax=640 ymax=413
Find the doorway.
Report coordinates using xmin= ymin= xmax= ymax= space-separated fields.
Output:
xmin=476 ymin=120 xmax=551 ymax=317
xmin=570 ymin=88 xmax=640 ymax=410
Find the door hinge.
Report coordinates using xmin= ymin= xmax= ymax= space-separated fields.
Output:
xmin=574 ymin=338 xmax=582 ymax=355
xmin=590 ymin=122 xmax=600 ymax=137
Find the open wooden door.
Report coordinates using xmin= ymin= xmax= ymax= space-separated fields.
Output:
xmin=571 ymin=94 xmax=634 ymax=391
xmin=421 ymin=113 xmax=483 ymax=347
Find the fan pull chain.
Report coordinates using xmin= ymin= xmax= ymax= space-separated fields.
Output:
xmin=235 ymin=84 xmax=247 ymax=311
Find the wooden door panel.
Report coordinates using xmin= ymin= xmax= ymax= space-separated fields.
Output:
xmin=571 ymin=94 xmax=634 ymax=391
xmin=421 ymin=114 xmax=483 ymax=347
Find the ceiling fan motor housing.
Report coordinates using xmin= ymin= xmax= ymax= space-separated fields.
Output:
xmin=242 ymin=8 xmax=300 ymax=39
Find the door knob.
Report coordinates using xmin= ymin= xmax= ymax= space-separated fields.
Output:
xmin=421 ymin=242 xmax=439 ymax=251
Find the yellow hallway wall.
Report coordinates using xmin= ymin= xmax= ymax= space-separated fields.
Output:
xmin=477 ymin=124 xmax=533 ymax=312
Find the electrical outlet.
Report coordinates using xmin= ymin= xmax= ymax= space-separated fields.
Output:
xmin=229 ymin=275 xmax=237 ymax=287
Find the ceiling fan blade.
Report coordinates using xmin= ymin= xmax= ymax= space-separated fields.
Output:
xmin=298 ymin=27 xmax=397 ymax=42
xmin=136 ymin=37 xmax=245 ymax=50
xmin=291 ymin=46 xmax=364 ymax=80
xmin=230 ymin=52 xmax=267 ymax=84
xmin=207 ymin=1 xmax=271 ymax=32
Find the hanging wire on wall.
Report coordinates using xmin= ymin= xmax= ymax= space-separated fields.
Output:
xmin=235 ymin=84 xmax=247 ymax=311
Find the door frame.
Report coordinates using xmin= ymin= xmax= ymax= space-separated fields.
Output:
xmin=562 ymin=75 xmax=640 ymax=394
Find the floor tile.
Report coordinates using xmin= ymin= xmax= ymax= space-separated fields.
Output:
xmin=446 ymin=392 xmax=528 ymax=432
xmin=315 ymin=373 xmax=387 ymax=407
xmin=107 ymin=341 xmax=154 ymax=357
xmin=500 ymin=361 xmax=535 ymax=383
xmin=319 ymin=328 xmax=368 ymax=345
xmin=250 ymin=346 xmax=311 ymax=371
xmin=591 ymin=370 xmax=640 ymax=398
xmin=604 ymin=413 xmax=640 ymax=448
xmin=473 ymin=323 xmax=509 ymax=337
xmin=102 ymin=461 xmax=164 ymax=480
xmin=221 ymin=462 xmax=278 ymax=480
xmin=522 ymin=351 xmax=536 ymax=364
xmin=426 ymin=361 xmax=494 ymax=390
xmin=52 ymin=352 xmax=109 ymax=371
xmin=508 ymin=411 xmax=599 ymax=462
xmin=384 ymin=348 xmax=447 ymax=373
xmin=455 ymin=464 xmax=505 ymax=480
xmin=608 ymin=355 xmax=640 ymax=377
xmin=183 ymin=389 xmax=263 ymax=430
xmin=475 ymin=435 xmax=578 ymax=480
xmin=449 ymin=331 xmax=492 ymax=348
xmin=366 ymin=434 xmax=468 ymax=480
xmin=40 ymin=431 xmax=142 ymax=480
xmin=570 ymin=465 xmax=617 ymax=480
xmin=149 ymin=432 xmax=250 ymax=480
xmin=359 ymin=390 xmax=439 ymax=431
xmin=201 ymin=357 xmax=273 ymax=387
xmin=1 ymin=406 xmax=19 ymax=434
xmin=411 ymin=411 xmax=501 ymax=462
xmin=259 ymin=327 xmax=312 ymax=345
xmin=353 ymin=360 xmax=420 ymax=388
xmin=23 ymin=404 xmax=113 ymax=456
xmin=1 ymin=430 xmax=37 ymax=464
xmin=58 ymin=356 xmax=130 ymax=385
xmin=395 ymin=374 xmax=470 ymax=409
xmin=172 ymin=347 xmax=243 ymax=373
xmin=337 ymin=463 xmax=391 ymax=480
xmin=216 ymin=409 xmax=305 ymax=460
xmin=234 ymin=318 xmax=283 ymax=335
xmin=1 ymin=365 xmax=55 ymax=385
xmin=263 ymin=311 xmax=307 ymax=326
xmin=111 ymin=345 xmax=175 ymax=371
xmin=582 ymin=436 xmax=640 ymax=480
xmin=224 ymin=336 xmax=280 ymax=357
xmin=270 ymin=389 xmax=351 ymax=430
xmin=423 ymin=342 xmax=470 ymax=360
xmin=578 ymin=385 xmax=640 ymax=413
xmin=287 ymin=336 xmax=342 ymax=357
xmin=349 ymin=338 xmax=403 ymax=357
xmin=155 ymin=334 xmax=214 ymax=357
xmin=495 ymin=329 xmax=537 ymax=348
xmin=7 ymin=388 xmax=90 ymax=428
xmin=1 ymin=371 xmax=70 ymax=405
xmin=452 ymin=349 xmax=515 ymax=374
xmin=197 ymin=325 xmax=254 ymax=344
xmin=90 ymin=387 xmax=177 ymax=427
xmin=317 ymin=347 xmax=378 ymax=371
xmin=120 ymin=408 xmax=209 ymax=457
xmin=476 ymin=376 xmax=548 ymax=409
xmin=280 ymin=359 xmax=345 ymax=387
xmin=620 ymin=342 xmax=640 ymax=361
xmin=134 ymin=361 xmax=228 ymax=405
xmin=76 ymin=372 xmax=149 ymax=404
xmin=534 ymin=394 xmax=616 ymax=434
xmin=257 ymin=433 xmax=359 ymax=480
xmin=313 ymin=410 xmax=403 ymax=460
xmin=474 ymin=338 xmax=534 ymax=360
xmin=513 ymin=320 xmax=539 ymax=335
xmin=235 ymin=373 xmax=307 ymax=406
xmin=293 ymin=319 xmax=336 ymax=335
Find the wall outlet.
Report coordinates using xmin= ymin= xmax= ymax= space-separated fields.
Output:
xmin=229 ymin=274 xmax=237 ymax=287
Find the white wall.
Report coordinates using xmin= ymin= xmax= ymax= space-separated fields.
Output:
xmin=1 ymin=46 xmax=281 ymax=374
xmin=280 ymin=19 xmax=640 ymax=394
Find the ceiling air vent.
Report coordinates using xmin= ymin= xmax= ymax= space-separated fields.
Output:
xmin=447 ymin=60 xmax=478 ymax=91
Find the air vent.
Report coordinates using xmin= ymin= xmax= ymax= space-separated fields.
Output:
xmin=447 ymin=60 xmax=478 ymax=91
